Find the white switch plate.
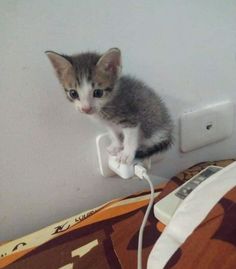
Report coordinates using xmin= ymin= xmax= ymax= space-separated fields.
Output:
xmin=180 ymin=101 xmax=234 ymax=152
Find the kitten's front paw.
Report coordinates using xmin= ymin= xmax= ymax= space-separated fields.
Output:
xmin=106 ymin=144 xmax=123 ymax=156
xmin=116 ymin=150 xmax=135 ymax=165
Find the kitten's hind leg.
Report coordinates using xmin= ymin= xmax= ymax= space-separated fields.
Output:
xmin=106 ymin=126 xmax=123 ymax=156
xmin=116 ymin=126 xmax=139 ymax=164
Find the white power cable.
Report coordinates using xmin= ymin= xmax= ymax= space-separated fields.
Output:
xmin=108 ymin=157 xmax=155 ymax=269
xmin=135 ymin=164 xmax=155 ymax=269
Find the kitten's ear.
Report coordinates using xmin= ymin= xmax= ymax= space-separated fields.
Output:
xmin=96 ymin=48 xmax=122 ymax=80
xmin=45 ymin=51 xmax=75 ymax=86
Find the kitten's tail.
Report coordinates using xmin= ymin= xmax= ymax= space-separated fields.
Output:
xmin=135 ymin=136 xmax=173 ymax=159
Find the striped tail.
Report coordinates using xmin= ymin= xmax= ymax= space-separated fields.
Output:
xmin=135 ymin=137 xmax=173 ymax=159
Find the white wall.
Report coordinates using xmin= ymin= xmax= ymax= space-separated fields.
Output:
xmin=1 ymin=0 xmax=236 ymax=241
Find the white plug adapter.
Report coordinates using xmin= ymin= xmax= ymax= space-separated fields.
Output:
xmin=96 ymin=133 xmax=156 ymax=178
xmin=108 ymin=155 xmax=152 ymax=179
xmin=108 ymin=155 xmax=135 ymax=179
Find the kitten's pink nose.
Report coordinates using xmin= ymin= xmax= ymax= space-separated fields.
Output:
xmin=81 ymin=106 xmax=93 ymax=114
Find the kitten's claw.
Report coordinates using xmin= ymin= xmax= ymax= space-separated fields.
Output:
xmin=106 ymin=144 xmax=123 ymax=156
xmin=116 ymin=150 xmax=135 ymax=165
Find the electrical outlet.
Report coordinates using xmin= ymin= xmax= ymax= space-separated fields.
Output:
xmin=96 ymin=133 xmax=154 ymax=177
xmin=180 ymin=101 xmax=234 ymax=152
xmin=96 ymin=133 xmax=115 ymax=177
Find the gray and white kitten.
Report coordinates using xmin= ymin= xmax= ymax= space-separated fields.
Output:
xmin=46 ymin=48 xmax=173 ymax=164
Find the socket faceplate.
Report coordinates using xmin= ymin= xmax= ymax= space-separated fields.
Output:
xmin=180 ymin=101 xmax=234 ymax=152
xmin=96 ymin=133 xmax=115 ymax=177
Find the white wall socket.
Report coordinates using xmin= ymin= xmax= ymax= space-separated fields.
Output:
xmin=180 ymin=101 xmax=234 ymax=152
xmin=96 ymin=133 xmax=163 ymax=177
xmin=96 ymin=133 xmax=115 ymax=177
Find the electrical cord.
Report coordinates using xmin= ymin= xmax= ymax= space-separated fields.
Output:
xmin=107 ymin=156 xmax=155 ymax=269
xmin=134 ymin=165 xmax=155 ymax=269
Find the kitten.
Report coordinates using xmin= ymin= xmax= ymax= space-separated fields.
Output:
xmin=46 ymin=48 xmax=173 ymax=164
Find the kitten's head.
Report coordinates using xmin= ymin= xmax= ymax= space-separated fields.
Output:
xmin=46 ymin=48 xmax=122 ymax=115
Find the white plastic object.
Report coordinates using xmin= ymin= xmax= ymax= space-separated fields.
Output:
xmin=180 ymin=101 xmax=234 ymax=152
xmin=96 ymin=133 xmax=152 ymax=178
xmin=108 ymin=155 xmax=135 ymax=179
xmin=148 ymin=161 xmax=236 ymax=269
xmin=96 ymin=133 xmax=115 ymax=177
xmin=108 ymin=155 xmax=153 ymax=180
xmin=153 ymin=165 xmax=222 ymax=225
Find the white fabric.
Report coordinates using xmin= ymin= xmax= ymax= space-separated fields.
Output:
xmin=148 ymin=162 xmax=236 ymax=269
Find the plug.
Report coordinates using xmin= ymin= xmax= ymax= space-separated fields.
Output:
xmin=134 ymin=164 xmax=147 ymax=179
xmin=108 ymin=155 xmax=135 ymax=179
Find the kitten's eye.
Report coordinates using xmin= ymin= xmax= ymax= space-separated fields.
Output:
xmin=93 ymin=89 xmax=104 ymax=98
xmin=69 ymin=89 xmax=79 ymax=99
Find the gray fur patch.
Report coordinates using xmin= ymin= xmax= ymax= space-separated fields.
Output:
xmin=99 ymin=75 xmax=173 ymax=138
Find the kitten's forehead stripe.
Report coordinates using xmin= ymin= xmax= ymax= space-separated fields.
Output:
xmin=70 ymin=52 xmax=101 ymax=83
